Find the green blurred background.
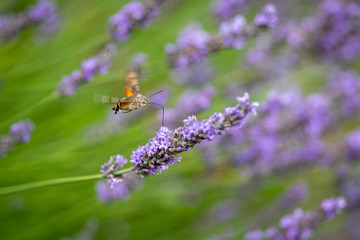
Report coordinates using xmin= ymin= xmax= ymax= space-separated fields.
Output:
xmin=0 ymin=0 xmax=348 ymax=239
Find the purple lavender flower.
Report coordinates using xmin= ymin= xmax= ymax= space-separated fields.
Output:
xmin=207 ymin=90 xmax=335 ymax=177
xmin=254 ymin=4 xmax=278 ymax=28
xmin=343 ymin=129 xmax=360 ymax=161
xmin=96 ymin=180 xmax=129 ymax=203
xmin=109 ymin=1 xmax=160 ymax=42
xmin=212 ymin=0 xmax=250 ymax=21
xmin=307 ymin=0 xmax=360 ymax=61
xmin=9 ymin=120 xmax=35 ymax=143
xmin=0 ymin=120 xmax=34 ymax=158
xmin=166 ymin=24 xmax=209 ymax=69
xmin=0 ymin=14 xmax=28 ymax=43
xmin=103 ymin=93 xmax=257 ymax=177
xmin=280 ymin=182 xmax=308 ymax=209
xmin=0 ymin=0 xmax=59 ymax=44
xmin=57 ymin=43 xmax=117 ymax=96
xmin=245 ymin=197 xmax=347 ymax=240
xmin=321 ymin=197 xmax=347 ymax=219
xmin=28 ymin=0 xmax=59 ymax=35
xmin=96 ymin=171 xmax=143 ymax=203
xmin=219 ymin=15 xmax=247 ymax=49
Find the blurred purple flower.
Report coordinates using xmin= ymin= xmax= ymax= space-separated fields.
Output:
xmin=109 ymin=1 xmax=160 ymax=42
xmin=280 ymin=182 xmax=308 ymax=209
xmin=96 ymin=180 xmax=129 ymax=202
xmin=166 ymin=24 xmax=209 ymax=69
xmin=57 ymin=43 xmax=117 ymax=96
xmin=321 ymin=197 xmax=347 ymax=219
xmin=245 ymin=197 xmax=347 ymax=240
xmin=212 ymin=0 xmax=250 ymax=21
xmin=0 ymin=0 xmax=59 ymax=44
xmin=0 ymin=120 xmax=34 ymax=158
xmin=307 ymin=0 xmax=360 ymax=61
xmin=219 ymin=15 xmax=247 ymax=49
xmin=254 ymin=4 xmax=278 ymax=28
xmin=28 ymin=0 xmax=59 ymax=35
xmin=245 ymin=230 xmax=263 ymax=240
xmin=344 ymin=129 xmax=360 ymax=161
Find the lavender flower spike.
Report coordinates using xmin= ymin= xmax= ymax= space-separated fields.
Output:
xmin=245 ymin=196 xmax=347 ymax=240
xmin=0 ymin=120 xmax=35 ymax=158
xmin=109 ymin=0 xmax=160 ymax=42
xmin=128 ymin=93 xmax=258 ymax=176
xmin=57 ymin=43 xmax=117 ymax=96
xmin=0 ymin=0 xmax=59 ymax=44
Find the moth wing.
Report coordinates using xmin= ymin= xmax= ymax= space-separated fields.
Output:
xmin=124 ymin=68 xmax=140 ymax=97
xmin=94 ymin=94 xmax=120 ymax=104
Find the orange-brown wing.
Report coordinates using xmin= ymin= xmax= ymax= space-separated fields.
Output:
xmin=124 ymin=68 xmax=140 ymax=97
xmin=94 ymin=94 xmax=120 ymax=104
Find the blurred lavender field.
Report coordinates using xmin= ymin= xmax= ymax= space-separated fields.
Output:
xmin=0 ymin=0 xmax=359 ymax=239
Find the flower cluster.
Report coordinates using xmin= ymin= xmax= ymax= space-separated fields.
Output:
xmin=199 ymin=90 xmax=334 ymax=177
xmin=212 ymin=0 xmax=250 ymax=21
xmin=97 ymin=154 xmax=142 ymax=202
xmin=307 ymin=0 xmax=360 ymax=61
xmin=254 ymin=4 xmax=278 ymax=28
xmin=166 ymin=4 xmax=278 ymax=69
xmin=166 ymin=24 xmax=210 ymax=69
xmin=164 ymin=85 xmax=216 ymax=129
xmin=107 ymin=93 xmax=258 ymax=177
xmin=219 ymin=15 xmax=247 ymax=49
xmin=245 ymin=197 xmax=347 ymax=240
xmin=28 ymin=0 xmax=59 ymax=36
xmin=109 ymin=0 xmax=160 ymax=42
xmin=0 ymin=120 xmax=34 ymax=158
xmin=57 ymin=43 xmax=117 ymax=96
xmin=0 ymin=0 xmax=59 ymax=44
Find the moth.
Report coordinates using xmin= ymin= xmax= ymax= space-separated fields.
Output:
xmin=95 ymin=68 xmax=165 ymax=125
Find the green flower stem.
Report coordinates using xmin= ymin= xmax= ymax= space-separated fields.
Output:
xmin=0 ymin=167 xmax=133 ymax=196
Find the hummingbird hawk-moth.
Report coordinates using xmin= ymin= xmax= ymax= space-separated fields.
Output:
xmin=95 ymin=68 xmax=165 ymax=125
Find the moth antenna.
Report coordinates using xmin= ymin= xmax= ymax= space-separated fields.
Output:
xmin=150 ymin=102 xmax=165 ymax=127
xmin=148 ymin=90 xmax=164 ymax=98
